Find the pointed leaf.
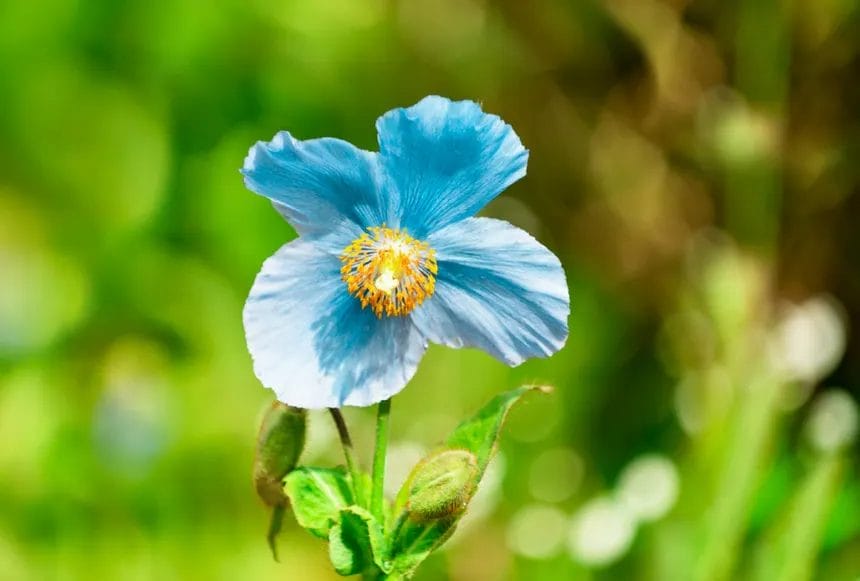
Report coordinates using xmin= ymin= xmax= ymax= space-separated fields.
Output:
xmin=446 ymin=385 xmax=550 ymax=475
xmin=328 ymin=506 xmax=390 ymax=576
xmin=284 ymin=467 xmax=354 ymax=539
xmin=388 ymin=386 xmax=550 ymax=577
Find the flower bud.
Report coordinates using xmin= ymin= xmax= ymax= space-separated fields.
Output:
xmin=254 ymin=402 xmax=307 ymax=507
xmin=405 ymin=449 xmax=479 ymax=521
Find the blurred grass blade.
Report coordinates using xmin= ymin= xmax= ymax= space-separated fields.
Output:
xmin=751 ymin=456 xmax=845 ymax=581
xmin=694 ymin=375 xmax=781 ymax=581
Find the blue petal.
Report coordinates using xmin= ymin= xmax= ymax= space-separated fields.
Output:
xmin=244 ymin=237 xmax=428 ymax=408
xmin=411 ymin=218 xmax=569 ymax=365
xmin=376 ymin=96 xmax=528 ymax=238
xmin=242 ymin=132 xmax=385 ymax=244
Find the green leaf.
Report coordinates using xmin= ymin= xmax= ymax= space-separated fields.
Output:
xmin=328 ymin=506 xmax=390 ymax=576
xmin=446 ymin=385 xmax=551 ymax=476
xmin=284 ymin=467 xmax=354 ymax=539
xmin=388 ymin=386 xmax=550 ymax=577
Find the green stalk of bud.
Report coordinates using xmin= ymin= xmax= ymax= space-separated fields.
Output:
xmin=253 ymin=402 xmax=307 ymax=507
xmin=405 ymin=449 xmax=479 ymax=521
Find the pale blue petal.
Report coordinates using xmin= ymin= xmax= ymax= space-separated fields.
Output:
xmin=244 ymin=238 xmax=428 ymax=408
xmin=376 ymin=96 xmax=528 ymax=238
xmin=411 ymin=218 xmax=569 ymax=365
xmin=242 ymin=132 xmax=384 ymax=243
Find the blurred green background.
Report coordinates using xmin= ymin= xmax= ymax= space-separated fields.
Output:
xmin=1 ymin=0 xmax=859 ymax=579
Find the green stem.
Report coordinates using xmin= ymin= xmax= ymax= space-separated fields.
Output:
xmin=371 ymin=399 xmax=392 ymax=525
xmin=328 ymin=408 xmax=367 ymax=507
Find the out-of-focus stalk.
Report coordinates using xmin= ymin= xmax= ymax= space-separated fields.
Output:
xmin=724 ymin=0 xmax=790 ymax=255
xmin=693 ymin=373 xmax=782 ymax=581
xmin=693 ymin=0 xmax=793 ymax=578
xmin=751 ymin=456 xmax=844 ymax=581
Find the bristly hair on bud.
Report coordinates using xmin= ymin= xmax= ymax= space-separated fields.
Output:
xmin=253 ymin=402 xmax=307 ymax=507
xmin=404 ymin=448 xmax=479 ymax=521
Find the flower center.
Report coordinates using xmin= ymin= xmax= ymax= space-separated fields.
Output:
xmin=340 ymin=226 xmax=437 ymax=318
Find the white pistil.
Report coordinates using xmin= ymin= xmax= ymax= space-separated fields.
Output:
xmin=374 ymin=268 xmax=399 ymax=294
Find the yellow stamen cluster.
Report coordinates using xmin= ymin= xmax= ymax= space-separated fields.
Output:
xmin=340 ymin=226 xmax=438 ymax=318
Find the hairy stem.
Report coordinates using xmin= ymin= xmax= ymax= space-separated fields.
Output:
xmin=371 ymin=399 xmax=392 ymax=525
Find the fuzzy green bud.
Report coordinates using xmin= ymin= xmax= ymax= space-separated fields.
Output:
xmin=254 ymin=402 xmax=307 ymax=507
xmin=405 ymin=449 xmax=479 ymax=521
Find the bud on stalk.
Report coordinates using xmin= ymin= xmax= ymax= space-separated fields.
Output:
xmin=405 ymin=449 xmax=479 ymax=521
xmin=254 ymin=402 xmax=307 ymax=507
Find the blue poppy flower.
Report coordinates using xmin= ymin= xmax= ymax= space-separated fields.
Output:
xmin=242 ymin=96 xmax=570 ymax=408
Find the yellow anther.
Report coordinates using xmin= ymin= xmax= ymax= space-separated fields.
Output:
xmin=339 ymin=227 xmax=437 ymax=317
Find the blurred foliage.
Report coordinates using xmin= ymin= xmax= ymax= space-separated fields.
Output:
xmin=1 ymin=0 xmax=860 ymax=579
